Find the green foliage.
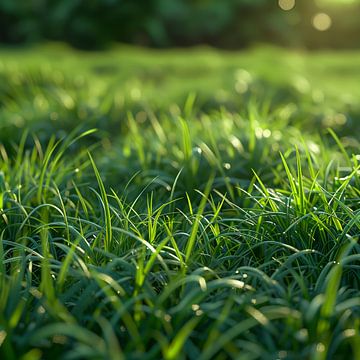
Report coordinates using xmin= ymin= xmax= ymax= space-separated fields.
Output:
xmin=0 ymin=45 xmax=359 ymax=358
xmin=0 ymin=0 xmax=157 ymax=48
xmin=1 ymin=0 xmax=360 ymax=49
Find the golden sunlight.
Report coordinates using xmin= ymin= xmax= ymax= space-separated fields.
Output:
xmin=312 ymin=13 xmax=332 ymax=31
xmin=278 ymin=0 xmax=296 ymax=11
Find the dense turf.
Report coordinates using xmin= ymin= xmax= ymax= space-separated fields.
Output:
xmin=0 ymin=44 xmax=359 ymax=360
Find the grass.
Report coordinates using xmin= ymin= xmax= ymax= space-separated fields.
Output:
xmin=0 ymin=43 xmax=359 ymax=359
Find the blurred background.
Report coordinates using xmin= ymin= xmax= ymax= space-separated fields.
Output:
xmin=1 ymin=0 xmax=360 ymax=149
xmin=1 ymin=0 xmax=359 ymax=50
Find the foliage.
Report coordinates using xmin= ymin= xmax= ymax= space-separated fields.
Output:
xmin=1 ymin=0 xmax=360 ymax=49
xmin=0 ymin=45 xmax=359 ymax=359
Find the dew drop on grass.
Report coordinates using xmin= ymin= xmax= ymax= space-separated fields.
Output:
xmin=199 ymin=277 xmax=207 ymax=291
xmin=344 ymin=329 xmax=356 ymax=337
xmin=263 ymin=129 xmax=271 ymax=138
xmin=193 ymin=146 xmax=202 ymax=155
xmin=192 ymin=304 xmax=200 ymax=311
xmin=295 ymin=328 xmax=308 ymax=342
xmin=37 ymin=306 xmax=46 ymax=314
xmin=230 ymin=136 xmax=242 ymax=151
xmin=255 ymin=127 xmax=263 ymax=139
xmin=316 ymin=343 xmax=325 ymax=353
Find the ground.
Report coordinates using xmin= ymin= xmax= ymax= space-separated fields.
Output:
xmin=0 ymin=44 xmax=359 ymax=360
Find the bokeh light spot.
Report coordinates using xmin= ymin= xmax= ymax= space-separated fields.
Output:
xmin=278 ymin=0 xmax=296 ymax=11
xmin=312 ymin=13 xmax=332 ymax=31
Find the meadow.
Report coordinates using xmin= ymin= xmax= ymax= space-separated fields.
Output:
xmin=0 ymin=43 xmax=359 ymax=359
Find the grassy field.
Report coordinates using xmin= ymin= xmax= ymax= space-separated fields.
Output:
xmin=0 ymin=43 xmax=359 ymax=360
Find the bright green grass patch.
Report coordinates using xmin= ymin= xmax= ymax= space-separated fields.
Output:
xmin=0 ymin=44 xmax=359 ymax=359
xmin=1 ymin=43 xmax=360 ymax=145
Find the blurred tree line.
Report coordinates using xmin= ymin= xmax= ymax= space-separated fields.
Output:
xmin=0 ymin=0 xmax=359 ymax=49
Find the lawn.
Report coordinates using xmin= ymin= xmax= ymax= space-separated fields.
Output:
xmin=0 ymin=44 xmax=359 ymax=360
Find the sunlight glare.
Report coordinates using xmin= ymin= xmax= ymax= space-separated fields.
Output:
xmin=312 ymin=13 xmax=332 ymax=31
xmin=278 ymin=0 xmax=296 ymax=11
